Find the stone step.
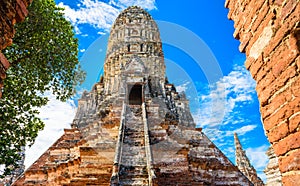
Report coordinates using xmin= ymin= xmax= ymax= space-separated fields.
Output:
xmin=121 ymin=149 xmax=146 ymax=155
xmin=121 ymin=155 xmax=146 ymax=160
xmin=121 ymin=150 xmax=146 ymax=156
xmin=120 ymin=159 xmax=147 ymax=166
xmin=124 ymin=135 xmax=143 ymax=139
xmin=121 ymin=149 xmax=146 ymax=154
xmin=121 ymin=157 xmax=146 ymax=162
xmin=126 ymin=117 xmax=143 ymax=121
xmin=115 ymin=104 xmax=150 ymax=185
xmin=124 ymin=134 xmax=144 ymax=139
xmin=123 ymin=141 xmax=144 ymax=146
xmin=124 ymin=127 xmax=143 ymax=131
xmin=119 ymin=169 xmax=148 ymax=177
xmin=119 ymin=174 xmax=149 ymax=180
xmin=125 ymin=124 xmax=144 ymax=128
xmin=119 ymin=165 xmax=147 ymax=173
xmin=124 ymin=129 xmax=144 ymax=132
xmin=119 ymin=177 xmax=149 ymax=186
xmin=121 ymin=156 xmax=146 ymax=162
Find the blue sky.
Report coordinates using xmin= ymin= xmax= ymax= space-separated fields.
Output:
xmin=25 ymin=0 xmax=270 ymax=182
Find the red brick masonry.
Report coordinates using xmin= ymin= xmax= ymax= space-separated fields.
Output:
xmin=225 ymin=0 xmax=300 ymax=185
xmin=0 ymin=0 xmax=32 ymax=97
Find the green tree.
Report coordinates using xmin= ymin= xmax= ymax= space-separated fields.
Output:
xmin=0 ymin=0 xmax=85 ymax=176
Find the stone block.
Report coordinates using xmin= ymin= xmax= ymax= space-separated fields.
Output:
xmin=250 ymin=1 xmax=271 ymax=33
xmin=244 ymin=56 xmax=255 ymax=70
xmin=248 ymin=54 xmax=264 ymax=78
xmin=291 ymin=77 xmax=300 ymax=96
xmin=258 ymin=69 xmax=298 ymax=109
xmin=278 ymin=149 xmax=300 ymax=173
xmin=0 ymin=52 xmax=10 ymax=71
xmin=254 ymin=64 xmax=269 ymax=86
xmin=244 ymin=0 xmax=266 ymax=31
xmin=15 ymin=0 xmax=29 ymax=22
xmin=256 ymin=68 xmax=275 ymax=94
xmin=261 ymin=86 xmax=293 ymax=119
xmin=289 ymin=112 xmax=300 ymax=133
xmin=274 ymin=0 xmax=285 ymax=6
xmin=280 ymin=0 xmax=299 ymax=22
xmin=239 ymin=32 xmax=252 ymax=52
xmin=296 ymin=56 xmax=300 ymax=71
xmin=264 ymin=4 xmax=300 ymax=55
xmin=281 ymin=171 xmax=300 ymax=186
xmin=264 ymin=98 xmax=300 ymax=131
xmin=247 ymin=23 xmax=274 ymax=59
xmin=273 ymin=131 xmax=300 ymax=156
xmin=268 ymin=121 xmax=289 ymax=143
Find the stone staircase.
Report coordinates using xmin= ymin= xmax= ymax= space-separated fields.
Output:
xmin=117 ymin=105 xmax=149 ymax=186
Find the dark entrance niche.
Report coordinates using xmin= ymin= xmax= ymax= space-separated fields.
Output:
xmin=128 ymin=84 xmax=143 ymax=105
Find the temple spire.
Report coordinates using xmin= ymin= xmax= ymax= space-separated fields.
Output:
xmin=234 ymin=133 xmax=264 ymax=186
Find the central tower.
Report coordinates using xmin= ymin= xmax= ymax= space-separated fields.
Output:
xmin=103 ymin=6 xmax=165 ymax=103
xmin=13 ymin=6 xmax=259 ymax=186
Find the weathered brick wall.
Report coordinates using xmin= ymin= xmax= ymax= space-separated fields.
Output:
xmin=0 ymin=0 xmax=32 ymax=97
xmin=225 ymin=0 xmax=300 ymax=185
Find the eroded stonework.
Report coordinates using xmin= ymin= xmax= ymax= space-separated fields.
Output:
xmin=234 ymin=133 xmax=264 ymax=186
xmin=13 ymin=6 xmax=256 ymax=185
xmin=264 ymin=147 xmax=282 ymax=186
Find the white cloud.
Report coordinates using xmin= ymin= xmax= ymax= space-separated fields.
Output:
xmin=231 ymin=125 xmax=257 ymax=136
xmin=24 ymin=92 xmax=77 ymax=169
xmin=97 ymin=31 xmax=106 ymax=35
xmin=80 ymin=48 xmax=86 ymax=52
xmin=58 ymin=0 xmax=157 ymax=34
xmin=109 ymin=0 xmax=156 ymax=10
xmin=176 ymin=81 xmax=189 ymax=93
xmin=58 ymin=0 xmax=119 ymax=32
xmin=246 ymin=145 xmax=269 ymax=171
xmin=222 ymin=124 xmax=257 ymax=138
xmin=190 ymin=64 xmax=267 ymax=180
xmin=194 ymin=64 xmax=256 ymax=129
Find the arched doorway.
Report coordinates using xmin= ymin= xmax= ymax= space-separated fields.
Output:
xmin=128 ymin=84 xmax=143 ymax=105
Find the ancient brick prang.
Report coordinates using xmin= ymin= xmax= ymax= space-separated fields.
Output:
xmin=13 ymin=6 xmax=257 ymax=185
xmin=264 ymin=146 xmax=283 ymax=185
xmin=225 ymin=0 xmax=300 ymax=185
xmin=0 ymin=0 xmax=32 ymax=97
xmin=234 ymin=133 xmax=264 ymax=185
xmin=104 ymin=6 xmax=165 ymax=98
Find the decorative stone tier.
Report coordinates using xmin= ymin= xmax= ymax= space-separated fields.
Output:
xmin=234 ymin=133 xmax=264 ymax=185
xmin=264 ymin=147 xmax=283 ymax=186
xmin=13 ymin=110 xmax=119 ymax=186
xmin=103 ymin=6 xmax=165 ymax=97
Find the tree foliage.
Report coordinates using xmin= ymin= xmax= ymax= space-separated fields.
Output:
xmin=0 ymin=0 xmax=85 ymax=176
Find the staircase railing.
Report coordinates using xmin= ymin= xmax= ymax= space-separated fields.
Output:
xmin=142 ymin=102 xmax=155 ymax=185
xmin=111 ymin=102 xmax=126 ymax=185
